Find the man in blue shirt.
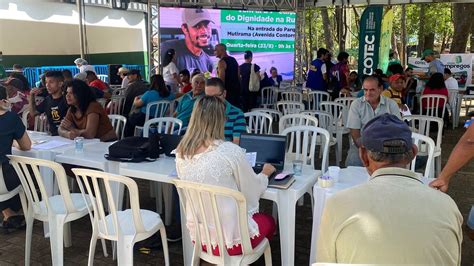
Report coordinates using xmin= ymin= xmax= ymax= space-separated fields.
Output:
xmin=174 ymin=74 xmax=205 ymax=130
xmin=422 ymin=49 xmax=445 ymax=78
xmin=205 ymin=77 xmax=246 ymax=144
xmin=306 ymin=48 xmax=329 ymax=91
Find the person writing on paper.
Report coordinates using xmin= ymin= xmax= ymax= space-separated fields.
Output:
xmin=317 ymin=114 xmax=462 ymax=264
xmin=175 ymin=95 xmax=276 ymax=256
xmin=381 ymin=73 xmax=408 ymax=112
xmin=58 ymin=79 xmax=117 ymax=142
xmin=0 ymin=85 xmax=31 ymax=230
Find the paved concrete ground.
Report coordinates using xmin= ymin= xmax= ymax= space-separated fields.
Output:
xmin=0 ymin=126 xmax=472 ymax=265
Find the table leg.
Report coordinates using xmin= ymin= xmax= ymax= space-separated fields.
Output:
xmin=277 ymin=192 xmax=297 ymax=266
xmin=309 ymin=187 xmax=327 ymax=264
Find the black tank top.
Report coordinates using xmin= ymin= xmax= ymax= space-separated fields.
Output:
xmin=222 ymin=56 xmax=241 ymax=95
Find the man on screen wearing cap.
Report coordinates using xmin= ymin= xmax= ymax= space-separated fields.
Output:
xmin=345 ymin=76 xmax=401 ymax=167
xmin=421 ymin=49 xmax=445 ymax=79
xmin=316 ymin=114 xmax=462 ymax=264
xmin=160 ymin=9 xmax=214 ymax=73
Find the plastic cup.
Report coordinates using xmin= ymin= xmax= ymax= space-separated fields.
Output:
xmin=328 ymin=166 xmax=341 ymax=182
xmin=74 ymin=137 xmax=84 ymax=153
xmin=292 ymin=160 xmax=303 ymax=176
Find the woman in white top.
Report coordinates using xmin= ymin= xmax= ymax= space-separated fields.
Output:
xmin=162 ymin=49 xmax=181 ymax=93
xmin=74 ymin=58 xmax=95 ymax=73
xmin=175 ymin=96 xmax=276 ymax=256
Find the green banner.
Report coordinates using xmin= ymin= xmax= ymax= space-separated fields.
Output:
xmin=358 ymin=6 xmax=384 ymax=76
xmin=221 ymin=10 xmax=296 ymax=25
xmin=221 ymin=39 xmax=294 ymax=52
xmin=378 ymin=9 xmax=394 ymax=73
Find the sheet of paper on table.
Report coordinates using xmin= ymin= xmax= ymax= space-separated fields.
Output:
xmin=33 ymin=140 xmax=72 ymax=150
xmin=245 ymin=152 xmax=257 ymax=167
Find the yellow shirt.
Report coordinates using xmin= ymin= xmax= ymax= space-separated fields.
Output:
xmin=316 ymin=167 xmax=462 ymax=265
xmin=381 ymin=88 xmax=403 ymax=105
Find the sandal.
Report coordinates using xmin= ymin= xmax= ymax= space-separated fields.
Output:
xmin=2 ymin=215 xmax=26 ymax=230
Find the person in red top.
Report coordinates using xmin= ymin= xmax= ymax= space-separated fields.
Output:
xmin=85 ymin=71 xmax=108 ymax=92
xmin=179 ymin=69 xmax=192 ymax=93
xmin=421 ymin=72 xmax=448 ymax=109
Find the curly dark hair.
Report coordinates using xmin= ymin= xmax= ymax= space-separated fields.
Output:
xmin=65 ymin=79 xmax=96 ymax=114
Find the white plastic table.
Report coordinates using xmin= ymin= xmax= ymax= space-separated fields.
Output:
xmin=119 ymin=158 xmax=321 ymax=266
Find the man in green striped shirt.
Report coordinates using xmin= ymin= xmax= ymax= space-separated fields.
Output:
xmin=205 ymin=78 xmax=247 ymax=144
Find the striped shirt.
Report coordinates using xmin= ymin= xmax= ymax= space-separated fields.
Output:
xmin=224 ymin=101 xmax=246 ymax=141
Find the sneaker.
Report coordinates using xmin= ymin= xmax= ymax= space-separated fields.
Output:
xmin=166 ymin=224 xmax=182 ymax=242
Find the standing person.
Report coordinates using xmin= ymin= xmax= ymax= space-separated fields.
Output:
xmin=59 ymin=79 xmax=117 ymax=142
xmin=404 ymin=67 xmax=418 ymax=109
xmin=215 ymin=44 xmax=241 ymax=108
xmin=29 ymin=71 xmax=68 ymax=136
xmin=175 ymin=96 xmax=276 ymax=256
xmin=421 ymin=49 xmax=444 ymax=78
xmin=0 ymin=85 xmax=31 ymax=230
xmin=306 ymin=48 xmax=328 ymax=91
xmin=117 ymin=67 xmax=130 ymax=89
xmin=345 ymin=76 xmax=401 ymax=167
xmin=317 ymin=114 xmax=462 ymax=264
xmin=162 ymin=49 xmax=181 ymax=93
xmin=444 ymin=68 xmax=459 ymax=90
xmin=73 ymin=58 xmax=95 ymax=73
xmin=239 ymin=50 xmax=261 ymax=112
xmin=124 ymin=74 xmax=176 ymax=137
xmin=329 ymin=51 xmax=350 ymax=98
xmin=430 ymin=118 xmax=474 ymax=240
xmin=269 ymin=67 xmax=283 ymax=88
xmin=160 ymin=8 xmax=214 ymax=73
xmin=122 ymin=69 xmax=148 ymax=117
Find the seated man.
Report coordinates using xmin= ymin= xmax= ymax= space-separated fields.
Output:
xmin=123 ymin=69 xmax=148 ymax=117
xmin=205 ymin=77 xmax=246 ymax=144
xmin=317 ymin=114 xmax=462 ymax=264
xmin=29 ymin=71 xmax=68 ymax=136
xmin=174 ymin=74 xmax=205 ymax=130
xmin=381 ymin=73 xmax=406 ymax=110
xmin=346 ymin=76 xmax=401 ymax=166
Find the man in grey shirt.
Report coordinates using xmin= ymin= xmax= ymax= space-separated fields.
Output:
xmin=160 ymin=9 xmax=214 ymax=73
xmin=345 ymin=76 xmax=401 ymax=166
xmin=422 ymin=49 xmax=445 ymax=78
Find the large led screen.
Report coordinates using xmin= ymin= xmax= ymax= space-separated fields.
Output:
xmin=159 ymin=8 xmax=296 ymax=79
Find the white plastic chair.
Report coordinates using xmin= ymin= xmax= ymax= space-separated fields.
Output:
xmin=307 ymin=91 xmax=330 ymax=111
xmin=279 ymin=113 xmax=318 ymax=134
xmin=280 ymin=91 xmax=303 ymax=102
xmin=72 ymin=168 xmax=169 ymax=266
xmin=419 ymin=94 xmax=447 ymax=119
xmin=411 ymin=132 xmax=436 ymax=178
xmin=301 ymin=111 xmax=339 ymax=163
xmin=462 ymin=94 xmax=474 ymax=115
xmin=7 ymin=155 xmax=92 ymax=266
xmin=335 ymin=97 xmax=357 ymax=127
xmin=97 ymin=74 xmax=109 ymax=84
xmin=135 ymin=100 xmax=172 ymax=136
xmin=108 ymin=95 xmax=126 ymax=115
xmin=143 ymin=117 xmax=183 ymax=137
xmin=173 ymin=179 xmax=272 ymax=266
xmin=244 ymin=111 xmax=273 ymax=134
xmin=404 ymin=115 xmax=443 ymax=178
xmin=251 ymin=108 xmax=282 ymax=125
xmin=0 ymin=163 xmax=26 ymax=228
xmin=143 ymin=117 xmax=182 ymax=225
xmin=277 ymin=101 xmax=305 ymax=115
xmin=112 ymin=87 xmax=127 ymax=96
xmin=319 ymin=101 xmax=346 ymax=165
xmin=108 ymin=114 xmax=127 ymax=140
xmin=260 ymin=86 xmax=278 ymax=109
xmin=447 ymin=89 xmax=460 ymax=129
xmin=22 ymin=111 xmax=49 ymax=133
xmin=97 ymin=98 xmax=107 ymax=108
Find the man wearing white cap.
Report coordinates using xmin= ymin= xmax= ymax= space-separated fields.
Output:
xmin=160 ymin=8 xmax=214 ymax=73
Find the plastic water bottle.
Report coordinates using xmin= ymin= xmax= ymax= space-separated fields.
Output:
xmin=74 ymin=137 xmax=84 ymax=153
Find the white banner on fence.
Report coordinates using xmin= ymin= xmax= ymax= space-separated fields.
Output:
xmin=440 ymin=54 xmax=473 ymax=89
xmin=407 ymin=57 xmax=429 ymax=73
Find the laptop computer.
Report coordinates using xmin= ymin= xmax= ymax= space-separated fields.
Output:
xmin=239 ymin=133 xmax=287 ymax=173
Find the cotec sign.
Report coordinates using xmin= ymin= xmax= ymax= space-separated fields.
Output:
xmin=362 ymin=35 xmax=376 ymax=75
xmin=357 ymin=6 xmax=383 ymax=78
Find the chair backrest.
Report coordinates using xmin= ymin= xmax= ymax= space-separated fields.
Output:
xmin=447 ymin=89 xmax=459 ymax=111
xmin=279 ymin=113 xmax=318 ymax=134
xmin=72 ymin=168 xmax=147 ymax=240
xmin=280 ymin=91 xmax=303 ymax=102
xmin=244 ymin=111 xmax=273 ymax=134
xmin=145 ymin=100 xmax=171 ymax=121
xmin=301 ymin=111 xmax=335 ymax=134
xmin=251 ymin=108 xmax=282 ymax=123
xmin=22 ymin=111 xmax=49 ymax=133
xmin=112 ymin=88 xmax=126 ymax=96
xmin=97 ymin=98 xmax=107 ymax=108
xmin=108 ymin=95 xmax=126 ymax=115
xmin=143 ymin=117 xmax=183 ymax=137
xmin=411 ymin=132 xmax=435 ymax=178
xmin=276 ymin=101 xmax=305 ymax=115
xmin=260 ymin=86 xmax=278 ymax=108
xmin=307 ymin=91 xmax=331 ymax=111
xmin=7 ymin=155 xmax=78 ymax=216
xmin=335 ymin=97 xmax=356 ymax=126
xmin=97 ymin=74 xmax=109 ymax=83
xmin=280 ymin=125 xmax=330 ymax=172
xmin=419 ymin=94 xmax=447 ymax=118
xmin=404 ymin=115 xmax=443 ymax=149
xmin=173 ymin=179 xmax=255 ymax=264
xmin=108 ymin=114 xmax=127 ymax=140
xmin=319 ymin=101 xmax=345 ymax=126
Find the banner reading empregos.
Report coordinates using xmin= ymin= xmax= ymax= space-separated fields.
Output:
xmin=159 ymin=7 xmax=296 ymax=79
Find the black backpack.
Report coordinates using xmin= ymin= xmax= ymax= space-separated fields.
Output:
xmin=105 ymin=136 xmax=160 ymax=162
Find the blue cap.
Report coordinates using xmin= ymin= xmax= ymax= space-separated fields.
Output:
xmin=361 ymin=114 xmax=412 ymax=154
